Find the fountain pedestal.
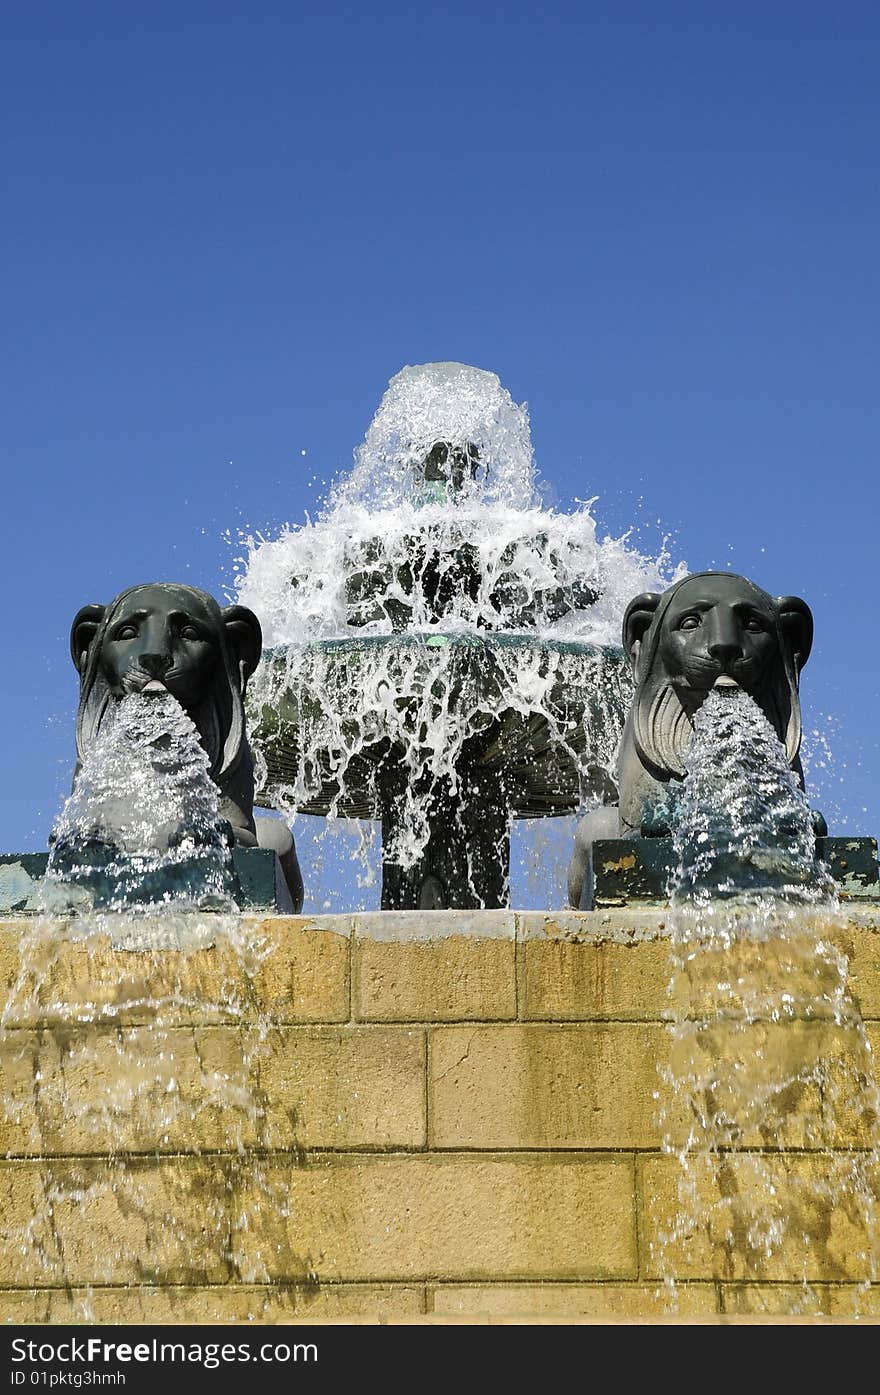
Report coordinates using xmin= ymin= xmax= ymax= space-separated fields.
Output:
xmin=4 ymin=905 xmax=879 ymax=1322
xmin=0 ymin=848 xmax=296 ymax=915
xmin=379 ymin=765 xmax=511 ymax=910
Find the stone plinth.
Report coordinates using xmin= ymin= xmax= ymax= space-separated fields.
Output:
xmin=585 ymin=837 xmax=880 ymax=909
xmin=2 ymin=907 xmax=880 ymax=1324
xmin=0 ymin=848 xmax=293 ymax=915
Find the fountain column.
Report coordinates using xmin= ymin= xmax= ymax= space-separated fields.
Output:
xmin=379 ymin=761 xmax=511 ymax=910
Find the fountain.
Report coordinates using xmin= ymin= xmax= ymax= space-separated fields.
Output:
xmin=236 ymin=362 xmax=676 ymax=910
xmin=0 ymin=595 xmax=289 ymax=1309
xmin=45 ymin=689 xmax=242 ymax=936
xmin=2 ymin=372 xmax=879 ymax=1327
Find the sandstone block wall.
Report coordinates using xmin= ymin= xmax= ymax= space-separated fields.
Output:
xmin=1 ymin=907 xmax=879 ymax=1323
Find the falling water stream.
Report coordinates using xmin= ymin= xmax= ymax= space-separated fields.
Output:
xmin=1 ymin=693 xmax=285 ymax=1309
xmin=656 ymin=688 xmax=880 ymax=1315
xmin=45 ymin=692 xmax=241 ymax=934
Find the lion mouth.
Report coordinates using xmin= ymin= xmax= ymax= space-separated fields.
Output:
xmin=676 ymin=666 xmax=748 ymax=698
xmin=120 ymin=672 xmax=170 ymax=696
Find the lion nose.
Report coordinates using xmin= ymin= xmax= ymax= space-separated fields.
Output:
xmin=706 ymin=610 xmax=743 ymax=666
xmin=708 ymin=641 xmax=741 ymax=666
xmin=139 ymin=652 xmax=173 ymax=677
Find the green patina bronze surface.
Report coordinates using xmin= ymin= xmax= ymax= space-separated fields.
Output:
xmin=586 ymin=836 xmax=880 ymax=908
xmin=248 ymin=634 xmax=629 ymax=820
xmin=0 ymin=848 xmax=288 ymax=914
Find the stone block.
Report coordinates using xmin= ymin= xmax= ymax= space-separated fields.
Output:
xmin=590 ymin=839 xmax=675 ymax=907
xmin=844 ymin=912 xmax=880 ymax=1018
xmin=720 ymin=1282 xmax=880 ymax=1319
xmin=231 ymin=848 xmax=293 ymax=912
xmin=518 ymin=911 xmax=671 ymax=1020
xmin=0 ymin=1158 xmax=232 ymax=1286
xmin=234 ymin=1153 xmax=636 ymax=1282
xmin=355 ymin=913 xmax=515 ymax=1021
xmin=817 ymin=838 xmax=880 ymax=901
xmin=0 ymin=916 xmax=351 ymax=1028
xmin=584 ymin=837 xmax=880 ymax=909
xmin=0 ymin=850 xmax=296 ymax=914
xmin=0 ymin=858 xmax=46 ymax=913
xmin=250 ymin=916 xmax=351 ymax=1022
xmin=0 ymin=1283 xmax=425 ymax=1324
xmin=1 ymin=1025 xmax=425 ymax=1155
xmin=258 ymin=1026 xmax=426 ymax=1149
xmin=639 ymin=1154 xmax=880 ymax=1283
xmin=430 ymin=1024 xmax=666 ymax=1148
xmin=0 ymin=919 xmax=20 ymax=1001
xmin=661 ymin=1016 xmax=878 ymax=1150
xmin=431 ymin=1282 xmax=717 ymax=1318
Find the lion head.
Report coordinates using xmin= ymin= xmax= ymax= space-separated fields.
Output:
xmin=70 ymin=583 xmax=262 ymax=835
xmin=567 ymin=571 xmax=820 ymax=905
xmin=622 ymin=571 xmax=813 ymax=784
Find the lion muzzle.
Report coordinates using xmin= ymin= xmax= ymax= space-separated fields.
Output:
xmin=119 ymin=670 xmax=169 ymax=696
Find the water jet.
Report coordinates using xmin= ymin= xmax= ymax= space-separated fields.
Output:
xmin=237 ymin=362 xmax=673 ymax=910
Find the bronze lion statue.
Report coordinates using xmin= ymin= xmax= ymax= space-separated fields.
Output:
xmin=70 ymin=582 xmax=303 ymax=912
xmin=567 ymin=570 xmax=825 ymax=908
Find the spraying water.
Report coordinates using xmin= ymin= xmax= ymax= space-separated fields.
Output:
xmin=1 ymin=693 xmax=284 ymax=1306
xmin=43 ymin=690 xmax=241 ymax=943
xmin=236 ymin=362 xmax=681 ymax=907
xmin=656 ymin=688 xmax=880 ymax=1314
xmin=240 ymin=363 xmax=673 ymax=646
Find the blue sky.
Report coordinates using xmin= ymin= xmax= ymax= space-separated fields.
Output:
xmin=3 ymin=3 xmax=879 ymax=906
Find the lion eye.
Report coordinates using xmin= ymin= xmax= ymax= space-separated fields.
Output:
xmin=744 ymin=616 xmax=765 ymax=632
xmin=678 ymin=615 xmax=701 ymax=630
xmin=114 ymin=625 xmax=138 ymax=640
xmin=179 ymin=624 xmax=200 ymax=640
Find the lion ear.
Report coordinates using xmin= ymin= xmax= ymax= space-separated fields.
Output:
xmin=623 ymin=593 xmax=662 ymax=674
xmin=775 ymin=596 xmax=813 ymax=678
xmin=221 ymin=605 xmax=262 ymax=687
xmin=70 ymin=604 xmax=106 ymax=675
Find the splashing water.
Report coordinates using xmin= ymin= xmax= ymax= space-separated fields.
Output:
xmin=0 ymin=692 xmax=287 ymax=1308
xmin=235 ymin=363 xmax=682 ymax=903
xmin=656 ymin=689 xmax=880 ymax=1315
xmin=331 ymin=361 xmax=539 ymax=513
xmin=43 ymin=691 xmax=242 ymax=944
xmin=238 ymin=363 xmax=674 ymax=647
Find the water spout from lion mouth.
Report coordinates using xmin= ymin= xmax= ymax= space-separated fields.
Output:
xmin=713 ymin=674 xmax=741 ymax=689
xmin=121 ymin=674 xmax=169 ymax=695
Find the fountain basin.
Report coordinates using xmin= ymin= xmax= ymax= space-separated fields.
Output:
xmin=246 ymin=634 xmax=631 ymax=908
xmin=248 ymin=635 xmax=629 ymax=819
xmin=248 ymin=636 xmax=630 ymax=915
xmin=3 ymin=906 xmax=880 ymax=1322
